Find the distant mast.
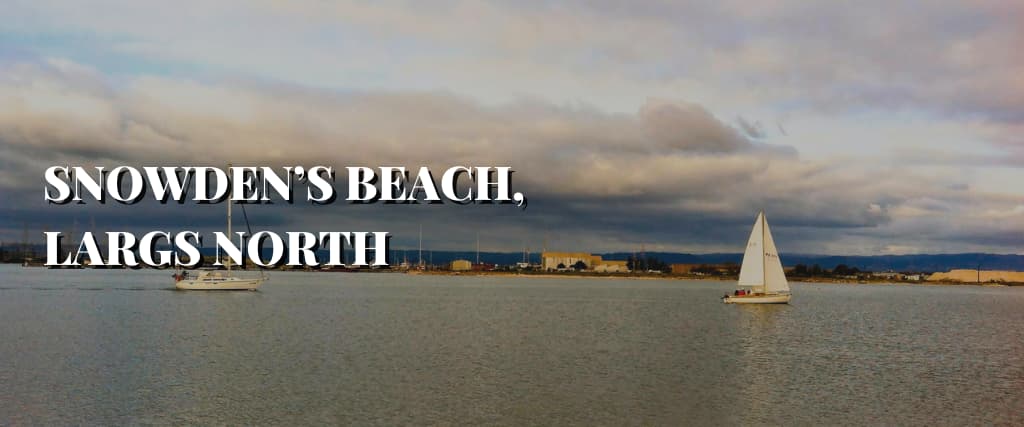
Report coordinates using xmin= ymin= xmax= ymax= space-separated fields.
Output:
xmin=227 ymin=164 xmax=233 ymax=272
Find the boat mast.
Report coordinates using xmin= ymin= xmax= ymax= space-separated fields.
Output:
xmin=761 ymin=210 xmax=766 ymax=294
xmin=227 ymin=163 xmax=232 ymax=273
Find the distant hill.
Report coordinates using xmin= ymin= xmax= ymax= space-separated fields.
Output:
xmin=597 ymin=252 xmax=1024 ymax=273
xmin=391 ymin=250 xmax=1024 ymax=273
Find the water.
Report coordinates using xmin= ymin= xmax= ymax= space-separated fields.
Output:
xmin=1 ymin=265 xmax=1021 ymax=425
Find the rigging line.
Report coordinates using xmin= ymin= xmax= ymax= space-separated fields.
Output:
xmin=238 ymin=202 xmax=267 ymax=278
xmin=239 ymin=202 xmax=255 ymax=236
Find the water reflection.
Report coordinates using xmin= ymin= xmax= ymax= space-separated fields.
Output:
xmin=1 ymin=267 xmax=1022 ymax=425
xmin=730 ymin=305 xmax=790 ymax=423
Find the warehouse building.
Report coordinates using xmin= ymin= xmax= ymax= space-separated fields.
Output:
xmin=593 ymin=260 xmax=629 ymax=273
xmin=541 ymin=252 xmax=630 ymax=272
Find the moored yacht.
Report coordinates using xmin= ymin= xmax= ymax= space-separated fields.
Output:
xmin=174 ymin=269 xmax=263 ymax=290
xmin=175 ymin=164 xmax=265 ymax=291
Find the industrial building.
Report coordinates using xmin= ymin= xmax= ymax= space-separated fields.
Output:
xmin=541 ymin=252 xmax=630 ymax=272
xmin=593 ymin=260 xmax=629 ymax=273
xmin=542 ymin=252 xmax=598 ymax=270
xmin=671 ymin=264 xmax=701 ymax=274
xmin=471 ymin=263 xmax=496 ymax=271
xmin=450 ymin=259 xmax=472 ymax=271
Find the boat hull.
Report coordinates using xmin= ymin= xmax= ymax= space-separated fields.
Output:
xmin=176 ymin=278 xmax=263 ymax=291
xmin=723 ymin=294 xmax=791 ymax=304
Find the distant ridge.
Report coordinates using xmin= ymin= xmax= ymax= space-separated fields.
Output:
xmin=597 ymin=252 xmax=1024 ymax=273
xmin=394 ymin=251 xmax=1024 ymax=273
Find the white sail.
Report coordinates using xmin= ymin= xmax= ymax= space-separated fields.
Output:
xmin=761 ymin=215 xmax=790 ymax=293
xmin=736 ymin=211 xmax=790 ymax=293
xmin=737 ymin=212 xmax=765 ymax=288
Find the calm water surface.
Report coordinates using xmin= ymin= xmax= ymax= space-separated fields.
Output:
xmin=0 ymin=265 xmax=1021 ymax=425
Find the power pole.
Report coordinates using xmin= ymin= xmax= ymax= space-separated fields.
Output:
xmin=640 ymin=243 xmax=647 ymax=271
xmin=541 ymin=235 xmax=549 ymax=270
xmin=21 ymin=222 xmax=29 ymax=258
xmin=70 ymin=218 xmax=78 ymax=261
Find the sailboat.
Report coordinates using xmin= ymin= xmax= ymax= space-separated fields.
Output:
xmin=723 ymin=211 xmax=790 ymax=304
xmin=175 ymin=165 xmax=266 ymax=291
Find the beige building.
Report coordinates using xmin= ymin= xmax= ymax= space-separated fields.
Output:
xmin=542 ymin=252 xmax=600 ymax=270
xmin=450 ymin=259 xmax=472 ymax=271
xmin=671 ymin=263 xmax=700 ymax=274
xmin=541 ymin=252 xmax=629 ymax=272
xmin=593 ymin=260 xmax=629 ymax=273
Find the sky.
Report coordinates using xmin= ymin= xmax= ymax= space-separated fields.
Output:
xmin=0 ymin=0 xmax=1022 ymax=255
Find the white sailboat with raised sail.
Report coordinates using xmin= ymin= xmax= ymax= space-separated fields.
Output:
xmin=175 ymin=165 xmax=266 ymax=291
xmin=723 ymin=211 xmax=790 ymax=304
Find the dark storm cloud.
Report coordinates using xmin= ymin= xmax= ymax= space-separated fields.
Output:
xmin=1 ymin=57 xmax=1021 ymax=254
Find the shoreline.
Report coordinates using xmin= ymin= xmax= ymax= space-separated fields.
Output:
xmin=7 ymin=263 xmax=1020 ymax=286
xmin=406 ymin=270 xmax=1022 ymax=286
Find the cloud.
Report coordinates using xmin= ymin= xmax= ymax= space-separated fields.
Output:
xmin=639 ymin=101 xmax=752 ymax=152
xmin=1 ymin=57 xmax=1021 ymax=254
xmin=3 ymin=1 xmax=1022 ymax=166
xmin=3 ymin=1 xmax=1020 ymax=117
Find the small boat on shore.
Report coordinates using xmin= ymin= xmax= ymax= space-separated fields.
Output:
xmin=723 ymin=211 xmax=791 ymax=304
